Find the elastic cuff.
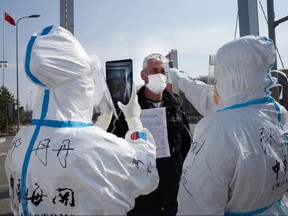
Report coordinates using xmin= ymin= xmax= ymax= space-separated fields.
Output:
xmin=127 ymin=117 xmax=143 ymax=131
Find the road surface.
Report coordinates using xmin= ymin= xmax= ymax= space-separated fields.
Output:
xmin=0 ymin=135 xmax=13 ymax=216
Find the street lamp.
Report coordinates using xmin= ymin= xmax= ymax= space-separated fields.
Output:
xmin=0 ymin=60 xmax=8 ymax=86
xmin=16 ymin=14 xmax=40 ymax=132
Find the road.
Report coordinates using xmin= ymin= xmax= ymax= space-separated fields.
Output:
xmin=0 ymin=135 xmax=13 ymax=216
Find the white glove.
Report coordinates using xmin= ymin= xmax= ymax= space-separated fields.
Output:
xmin=118 ymin=83 xmax=142 ymax=131
xmin=94 ymin=97 xmax=113 ymax=131
xmin=166 ymin=68 xmax=188 ymax=94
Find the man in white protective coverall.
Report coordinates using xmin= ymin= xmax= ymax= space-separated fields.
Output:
xmin=4 ymin=25 xmax=159 ymax=215
xmin=168 ymin=35 xmax=288 ymax=215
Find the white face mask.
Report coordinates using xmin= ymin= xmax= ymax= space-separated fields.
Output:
xmin=145 ymin=74 xmax=167 ymax=94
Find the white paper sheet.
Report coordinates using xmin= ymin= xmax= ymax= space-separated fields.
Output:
xmin=140 ymin=107 xmax=170 ymax=158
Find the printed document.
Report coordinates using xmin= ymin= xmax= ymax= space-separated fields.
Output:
xmin=140 ymin=107 xmax=170 ymax=158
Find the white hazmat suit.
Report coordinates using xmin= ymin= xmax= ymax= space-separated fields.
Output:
xmin=176 ymin=36 xmax=288 ymax=215
xmin=5 ymin=25 xmax=159 ymax=215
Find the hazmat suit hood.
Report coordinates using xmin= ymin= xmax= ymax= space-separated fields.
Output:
xmin=177 ymin=35 xmax=288 ymax=215
xmin=7 ymin=25 xmax=159 ymax=215
xmin=25 ymin=25 xmax=96 ymax=124
xmin=214 ymin=35 xmax=276 ymax=110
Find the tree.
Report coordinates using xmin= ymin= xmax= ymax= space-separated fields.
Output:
xmin=0 ymin=86 xmax=16 ymax=132
xmin=23 ymin=102 xmax=32 ymax=123
xmin=194 ymin=75 xmax=208 ymax=84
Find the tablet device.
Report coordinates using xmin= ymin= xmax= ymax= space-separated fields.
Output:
xmin=106 ymin=59 xmax=133 ymax=108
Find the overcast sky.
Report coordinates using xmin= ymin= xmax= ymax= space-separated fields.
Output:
xmin=1 ymin=0 xmax=288 ymax=108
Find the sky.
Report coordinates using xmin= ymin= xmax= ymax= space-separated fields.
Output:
xmin=1 ymin=0 xmax=288 ymax=109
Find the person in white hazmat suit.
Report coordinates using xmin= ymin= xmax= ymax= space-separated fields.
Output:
xmin=168 ymin=35 xmax=288 ymax=215
xmin=4 ymin=25 xmax=159 ymax=215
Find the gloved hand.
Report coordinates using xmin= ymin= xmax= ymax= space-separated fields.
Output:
xmin=94 ymin=97 xmax=113 ymax=131
xmin=166 ymin=67 xmax=189 ymax=94
xmin=118 ymin=83 xmax=143 ymax=131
